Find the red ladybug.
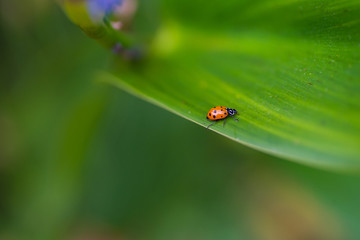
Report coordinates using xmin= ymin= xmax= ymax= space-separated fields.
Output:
xmin=206 ymin=106 xmax=239 ymax=129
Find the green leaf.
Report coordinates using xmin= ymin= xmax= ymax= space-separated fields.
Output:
xmin=100 ymin=0 xmax=360 ymax=170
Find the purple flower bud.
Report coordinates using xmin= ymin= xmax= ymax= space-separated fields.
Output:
xmin=112 ymin=42 xmax=124 ymax=54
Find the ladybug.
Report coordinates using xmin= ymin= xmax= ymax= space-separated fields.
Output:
xmin=206 ymin=106 xmax=239 ymax=129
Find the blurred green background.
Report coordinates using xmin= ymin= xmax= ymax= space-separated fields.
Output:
xmin=1 ymin=1 xmax=360 ymax=240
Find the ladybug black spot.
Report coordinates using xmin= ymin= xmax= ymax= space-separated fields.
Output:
xmin=221 ymin=109 xmax=223 ymax=111
xmin=214 ymin=110 xmax=217 ymax=113
xmin=213 ymin=115 xmax=216 ymax=119
xmin=208 ymin=113 xmax=211 ymax=116
xmin=225 ymin=112 xmax=227 ymax=115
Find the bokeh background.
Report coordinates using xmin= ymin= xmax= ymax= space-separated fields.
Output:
xmin=1 ymin=1 xmax=360 ymax=240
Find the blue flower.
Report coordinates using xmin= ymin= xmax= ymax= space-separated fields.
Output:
xmin=87 ymin=0 xmax=123 ymax=23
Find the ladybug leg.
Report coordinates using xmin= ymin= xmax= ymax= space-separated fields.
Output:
xmin=231 ymin=116 xmax=239 ymax=122
xmin=207 ymin=121 xmax=217 ymax=129
xmin=223 ymin=118 xmax=226 ymax=127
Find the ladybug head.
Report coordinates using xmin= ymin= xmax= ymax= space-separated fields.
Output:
xmin=227 ymin=108 xmax=238 ymax=116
